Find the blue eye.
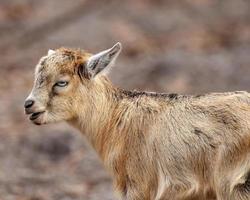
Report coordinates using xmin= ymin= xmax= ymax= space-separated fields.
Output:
xmin=55 ymin=81 xmax=68 ymax=87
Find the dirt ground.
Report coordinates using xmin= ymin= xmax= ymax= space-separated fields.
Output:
xmin=0 ymin=0 xmax=250 ymax=199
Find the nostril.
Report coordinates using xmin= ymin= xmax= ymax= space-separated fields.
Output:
xmin=24 ymin=99 xmax=34 ymax=108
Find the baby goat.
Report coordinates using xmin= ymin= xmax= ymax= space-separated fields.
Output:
xmin=25 ymin=43 xmax=250 ymax=200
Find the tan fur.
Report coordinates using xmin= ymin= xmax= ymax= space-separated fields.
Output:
xmin=25 ymin=45 xmax=250 ymax=200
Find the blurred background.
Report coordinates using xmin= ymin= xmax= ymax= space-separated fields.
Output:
xmin=0 ymin=0 xmax=250 ymax=199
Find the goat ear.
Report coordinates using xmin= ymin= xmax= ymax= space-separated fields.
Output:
xmin=86 ymin=42 xmax=122 ymax=78
xmin=48 ymin=49 xmax=55 ymax=56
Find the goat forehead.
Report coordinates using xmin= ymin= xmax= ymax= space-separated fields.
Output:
xmin=36 ymin=54 xmax=73 ymax=75
xmin=34 ymin=69 xmax=52 ymax=89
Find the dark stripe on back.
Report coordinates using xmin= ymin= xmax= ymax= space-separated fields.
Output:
xmin=120 ymin=89 xmax=189 ymax=100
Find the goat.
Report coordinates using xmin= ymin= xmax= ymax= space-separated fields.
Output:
xmin=24 ymin=43 xmax=250 ymax=200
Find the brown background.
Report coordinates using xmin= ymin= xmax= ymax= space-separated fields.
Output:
xmin=0 ymin=0 xmax=250 ymax=199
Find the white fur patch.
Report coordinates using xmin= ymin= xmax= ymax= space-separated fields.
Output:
xmin=155 ymin=164 xmax=170 ymax=200
xmin=48 ymin=49 xmax=55 ymax=56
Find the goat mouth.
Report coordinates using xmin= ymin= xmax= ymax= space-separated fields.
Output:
xmin=29 ymin=111 xmax=45 ymax=121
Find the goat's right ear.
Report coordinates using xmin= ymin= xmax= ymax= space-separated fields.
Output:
xmin=86 ymin=42 xmax=122 ymax=78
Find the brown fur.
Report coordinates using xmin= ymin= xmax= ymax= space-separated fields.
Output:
xmin=25 ymin=45 xmax=250 ymax=200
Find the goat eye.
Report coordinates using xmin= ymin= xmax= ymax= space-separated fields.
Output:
xmin=55 ymin=81 xmax=68 ymax=87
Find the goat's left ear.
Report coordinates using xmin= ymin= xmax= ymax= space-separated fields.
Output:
xmin=86 ymin=42 xmax=122 ymax=78
xmin=48 ymin=49 xmax=55 ymax=56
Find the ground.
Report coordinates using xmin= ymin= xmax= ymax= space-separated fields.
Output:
xmin=0 ymin=0 xmax=250 ymax=199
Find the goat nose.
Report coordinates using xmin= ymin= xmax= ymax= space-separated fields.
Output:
xmin=24 ymin=99 xmax=34 ymax=108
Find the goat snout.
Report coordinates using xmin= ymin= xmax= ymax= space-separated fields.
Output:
xmin=24 ymin=99 xmax=36 ymax=114
xmin=24 ymin=98 xmax=46 ymax=125
xmin=24 ymin=99 xmax=34 ymax=109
